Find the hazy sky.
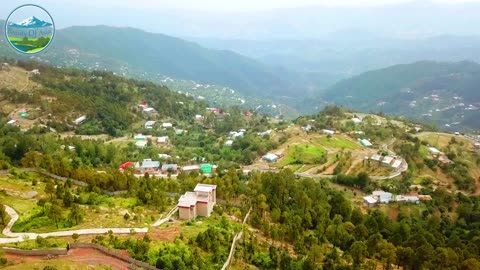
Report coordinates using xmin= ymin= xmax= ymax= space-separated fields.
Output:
xmin=2 ymin=0 xmax=480 ymax=39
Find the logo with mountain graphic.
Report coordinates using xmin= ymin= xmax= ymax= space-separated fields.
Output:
xmin=5 ymin=4 xmax=55 ymax=54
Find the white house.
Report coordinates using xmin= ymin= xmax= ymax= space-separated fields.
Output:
xmin=302 ymin=125 xmax=313 ymax=132
xmin=134 ymin=159 xmax=160 ymax=174
xmin=145 ymin=121 xmax=156 ymax=129
xmin=263 ymin=153 xmax=279 ymax=162
xmin=372 ymin=190 xmax=393 ymax=204
xmin=195 ymin=115 xmax=204 ymax=121
xmin=157 ymin=136 xmax=169 ymax=144
xmin=370 ymin=154 xmax=382 ymax=162
xmin=135 ymin=140 xmax=148 ymax=149
xmin=382 ymin=156 xmax=394 ymax=166
xmin=428 ymin=147 xmax=441 ymax=155
xmin=391 ymin=160 xmax=402 ymax=170
xmin=224 ymin=140 xmax=234 ymax=146
xmin=474 ymin=143 xmax=480 ymax=149
xmin=323 ymin=129 xmax=335 ymax=135
xmin=175 ymin=129 xmax=187 ymax=135
xmin=73 ymin=115 xmax=87 ymax=125
xmin=162 ymin=123 xmax=173 ymax=128
xmin=6 ymin=120 xmax=17 ymax=125
xmin=143 ymin=107 xmax=156 ymax=113
xmin=257 ymin=130 xmax=273 ymax=136
xmin=158 ymin=154 xmax=172 ymax=159
xmin=396 ymin=195 xmax=420 ymax=204
xmin=351 ymin=118 xmax=362 ymax=124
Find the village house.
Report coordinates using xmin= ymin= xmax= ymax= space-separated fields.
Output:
xmin=162 ymin=122 xmax=173 ymax=129
xmin=370 ymin=154 xmax=382 ymax=163
xmin=73 ymin=115 xmax=87 ymax=125
xmin=157 ymin=136 xmax=169 ymax=144
xmin=181 ymin=165 xmax=201 ymax=174
xmin=224 ymin=140 xmax=234 ymax=146
xmin=263 ymin=153 xmax=280 ymax=163
xmin=363 ymin=191 xmax=393 ymax=207
xmin=143 ymin=107 xmax=156 ymax=114
xmin=382 ymin=156 xmax=394 ymax=166
xmin=6 ymin=120 xmax=17 ymax=126
xmin=351 ymin=117 xmax=362 ymax=124
xmin=257 ymin=130 xmax=273 ymax=136
xmin=474 ymin=143 xmax=480 ymax=149
xmin=322 ymin=129 xmax=335 ymax=135
xmin=119 ymin=162 xmax=134 ymax=171
xmin=428 ymin=147 xmax=441 ymax=155
xmin=158 ymin=154 xmax=172 ymax=160
xmin=29 ymin=69 xmax=41 ymax=76
xmin=391 ymin=160 xmax=402 ymax=170
xmin=175 ymin=129 xmax=187 ymax=135
xmin=302 ymin=125 xmax=313 ymax=132
xmin=144 ymin=121 xmax=156 ymax=129
xmin=135 ymin=140 xmax=148 ymax=149
xmin=360 ymin=139 xmax=373 ymax=147
xmin=161 ymin=164 xmax=178 ymax=174
xmin=134 ymin=159 xmax=160 ymax=174
xmin=178 ymin=184 xmax=217 ymax=220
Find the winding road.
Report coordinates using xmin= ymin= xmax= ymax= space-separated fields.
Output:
xmin=0 ymin=205 xmax=148 ymax=244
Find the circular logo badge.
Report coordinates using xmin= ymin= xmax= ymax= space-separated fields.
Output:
xmin=5 ymin=4 xmax=55 ymax=54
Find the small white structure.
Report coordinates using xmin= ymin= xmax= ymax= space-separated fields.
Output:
xmin=143 ymin=107 xmax=156 ymax=113
xmin=30 ymin=69 xmax=40 ymax=75
xmin=224 ymin=140 xmax=234 ymax=146
xmin=195 ymin=115 xmax=204 ymax=120
xmin=157 ymin=136 xmax=169 ymax=144
xmin=396 ymin=195 xmax=420 ymax=204
xmin=323 ymin=129 xmax=335 ymax=135
xmin=145 ymin=121 xmax=156 ymax=129
xmin=428 ymin=147 xmax=441 ymax=155
xmin=73 ymin=115 xmax=87 ymax=125
xmin=302 ymin=125 xmax=313 ymax=132
xmin=257 ymin=130 xmax=273 ymax=136
xmin=351 ymin=118 xmax=362 ymax=124
xmin=370 ymin=154 xmax=382 ymax=162
xmin=135 ymin=140 xmax=148 ymax=149
xmin=391 ymin=160 xmax=402 ymax=169
xmin=229 ymin=131 xmax=245 ymax=139
xmin=162 ymin=123 xmax=173 ymax=129
xmin=360 ymin=139 xmax=373 ymax=147
xmin=6 ymin=120 xmax=17 ymax=125
xmin=454 ymin=132 xmax=461 ymax=136
xmin=474 ymin=143 xmax=480 ymax=149
xmin=382 ymin=156 xmax=394 ymax=166
xmin=158 ymin=154 xmax=172 ymax=159
xmin=263 ymin=153 xmax=279 ymax=162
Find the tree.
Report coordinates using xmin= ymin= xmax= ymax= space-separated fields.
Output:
xmin=68 ymin=204 xmax=84 ymax=225
xmin=72 ymin=233 xmax=80 ymax=242
xmin=45 ymin=180 xmax=55 ymax=199
xmin=0 ymin=205 xmax=7 ymax=226
xmin=350 ymin=241 xmax=368 ymax=266
xmin=48 ymin=204 xmax=63 ymax=229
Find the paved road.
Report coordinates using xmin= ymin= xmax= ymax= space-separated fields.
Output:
xmin=0 ymin=205 xmax=148 ymax=244
xmin=221 ymin=208 xmax=252 ymax=270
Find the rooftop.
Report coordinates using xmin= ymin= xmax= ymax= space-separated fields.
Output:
xmin=194 ymin=183 xmax=217 ymax=193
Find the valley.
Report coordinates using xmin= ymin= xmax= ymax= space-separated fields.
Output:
xmin=0 ymin=61 xmax=478 ymax=269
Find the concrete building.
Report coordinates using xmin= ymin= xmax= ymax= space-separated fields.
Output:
xmin=145 ymin=121 xmax=156 ymax=129
xmin=73 ymin=115 xmax=87 ymax=125
xmin=360 ymin=139 xmax=373 ymax=147
xmin=134 ymin=159 xmax=160 ymax=174
xmin=161 ymin=164 xmax=178 ymax=174
xmin=157 ymin=136 xmax=169 ymax=144
xmin=382 ymin=156 xmax=394 ymax=166
xmin=391 ymin=160 xmax=402 ymax=170
xmin=428 ymin=147 xmax=441 ymax=155
xmin=351 ymin=118 xmax=362 ymax=124
xmin=323 ymin=129 xmax=335 ymax=135
xmin=263 ymin=153 xmax=279 ymax=162
xmin=178 ymin=184 xmax=217 ymax=220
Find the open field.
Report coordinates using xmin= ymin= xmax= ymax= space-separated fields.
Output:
xmin=280 ymin=144 xmax=326 ymax=166
xmin=416 ymin=132 xmax=474 ymax=149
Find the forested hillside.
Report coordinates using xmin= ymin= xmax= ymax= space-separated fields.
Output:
xmin=317 ymin=61 xmax=480 ymax=130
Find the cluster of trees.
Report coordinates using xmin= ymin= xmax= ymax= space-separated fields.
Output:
xmin=242 ymin=169 xmax=480 ymax=270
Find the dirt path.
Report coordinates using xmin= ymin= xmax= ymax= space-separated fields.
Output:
xmin=0 ymin=205 xmax=148 ymax=244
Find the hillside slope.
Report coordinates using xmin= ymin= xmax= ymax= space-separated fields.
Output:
xmin=319 ymin=61 xmax=480 ymax=130
xmin=0 ymin=22 xmax=304 ymax=98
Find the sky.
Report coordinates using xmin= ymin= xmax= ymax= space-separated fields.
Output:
xmin=2 ymin=0 xmax=480 ymax=39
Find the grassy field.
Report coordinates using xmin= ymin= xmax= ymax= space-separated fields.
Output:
xmin=316 ymin=135 xmax=361 ymax=150
xmin=281 ymin=144 xmax=327 ymax=166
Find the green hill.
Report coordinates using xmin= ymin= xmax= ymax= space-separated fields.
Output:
xmin=0 ymin=21 xmax=304 ymax=99
xmin=319 ymin=61 xmax=480 ymax=129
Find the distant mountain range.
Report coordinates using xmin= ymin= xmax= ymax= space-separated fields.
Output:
xmin=0 ymin=21 xmax=314 ymax=100
xmin=8 ymin=16 xmax=52 ymax=28
xmin=316 ymin=61 xmax=480 ymax=130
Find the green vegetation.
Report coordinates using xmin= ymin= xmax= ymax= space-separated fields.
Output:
xmin=8 ymin=36 xmax=51 ymax=53
xmin=282 ymin=144 xmax=326 ymax=165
